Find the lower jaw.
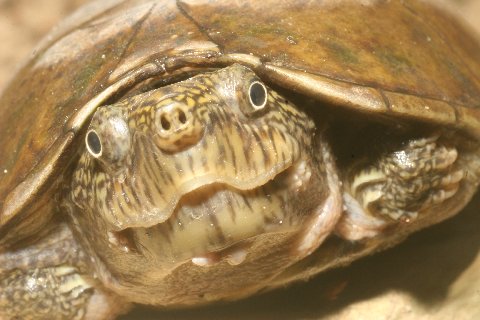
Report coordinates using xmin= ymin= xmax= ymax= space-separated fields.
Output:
xmin=132 ymin=160 xmax=315 ymax=266
xmin=98 ymin=154 xmax=345 ymax=305
xmin=111 ymin=229 xmax=309 ymax=306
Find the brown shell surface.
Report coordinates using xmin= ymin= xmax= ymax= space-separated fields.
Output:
xmin=1 ymin=0 xmax=479 ymax=231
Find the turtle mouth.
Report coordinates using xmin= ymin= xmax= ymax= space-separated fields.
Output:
xmin=108 ymin=159 xmax=313 ymax=264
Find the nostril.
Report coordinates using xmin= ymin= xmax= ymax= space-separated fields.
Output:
xmin=178 ymin=109 xmax=187 ymax=124
xmin=160 ymin=114 xmax=171 ymax=130
xmin=154 ymin=103 xmax=202 ymax=152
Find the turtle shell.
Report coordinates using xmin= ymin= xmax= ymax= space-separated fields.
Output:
xmin=1 ymin=0 xmax=479 ymax=245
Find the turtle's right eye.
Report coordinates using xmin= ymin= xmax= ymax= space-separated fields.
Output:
xmin=85 ymin=115 xmax=131 ymax=168
xmin=86 ymin=130 xmax=102 ymax=157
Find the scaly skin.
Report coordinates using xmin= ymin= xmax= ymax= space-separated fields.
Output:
xmin=337 ymin=136 xmax=465 ymax=241
xmin=0 ymin=223 xmax=129 ymax=319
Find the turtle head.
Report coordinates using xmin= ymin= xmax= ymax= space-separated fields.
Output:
xmin=69 ymin=65 xmax=329 ymax=299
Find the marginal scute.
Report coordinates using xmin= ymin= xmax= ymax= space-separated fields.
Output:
xmin=261 ymin=64 xmax=387 ymax=112
xmin=457 ymin=107 xmax=480 ymax=138
xmin=382 ymin=90 xmax=458 ymax=127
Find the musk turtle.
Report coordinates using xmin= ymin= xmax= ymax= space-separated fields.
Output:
xmin=1 ymin=0 xmax=480 ymax=319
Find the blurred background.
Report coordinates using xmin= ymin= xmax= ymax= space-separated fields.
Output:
xmin=0 ymin=1 xmax=479 ymax=319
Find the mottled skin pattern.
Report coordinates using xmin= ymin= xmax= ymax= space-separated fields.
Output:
xmin=0 ymin=225 xmax=89 ymax=319
xmin=68 ymin=65 xmax=331 ymax=306
xmin=1 ymin=1 xmax=480 ymax=319
xmin=1 ymin=267 xmax=91 ymax=320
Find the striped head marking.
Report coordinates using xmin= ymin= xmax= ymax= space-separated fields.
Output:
xmin=70 ymin=65 xmax=320 ymax=275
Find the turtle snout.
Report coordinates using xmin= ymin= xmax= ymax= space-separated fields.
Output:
xmin=154 ymin=102 xmax=203 ymax=152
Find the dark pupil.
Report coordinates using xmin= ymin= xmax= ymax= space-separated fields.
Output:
xmin=250 ymin=82 xmax=266 ymax=107
xmin=87 ymin=131 xmax=102 ymax=155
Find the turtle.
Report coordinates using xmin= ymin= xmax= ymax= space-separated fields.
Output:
xmin=1 ymin=0 xmax=480 ymax=319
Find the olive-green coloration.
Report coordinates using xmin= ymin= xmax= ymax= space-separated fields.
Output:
xmin=0 ymin=1 xmax=479 ymax=319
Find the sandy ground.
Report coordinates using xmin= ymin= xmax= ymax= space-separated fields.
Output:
xmin=0 ymin=1 xmax=480 ymax=319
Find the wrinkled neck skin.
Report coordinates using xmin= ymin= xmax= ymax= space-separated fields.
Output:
xmin=66 ymin=65 xmax=340 ymax=306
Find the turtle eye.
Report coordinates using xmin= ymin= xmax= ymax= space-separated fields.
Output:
xmin=85 ymin=110 xmax=130 ymax=171
xmin=248 ymin=81 xmax=268 ymax=110
xmin=86 ymin=130 xmax=102 ymax=157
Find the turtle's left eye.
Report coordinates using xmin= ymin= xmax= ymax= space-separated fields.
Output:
xmin=248 ymin=81 xmax=268 ymax=110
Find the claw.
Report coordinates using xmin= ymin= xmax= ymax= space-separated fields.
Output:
xmin=423 ymin=184 xmax=460 ymax=208
xmin=408 ymin=135 xmax=439 ymax=148
xmin=440 ymin=169 xmax=464 ymax=186
xmin=54 ymin=266 xmax=77 ymax=277
xmin=58 ymin=273 xmax=92 ymax=297
xmin=434 ymin=148 xmax=458 ymax=170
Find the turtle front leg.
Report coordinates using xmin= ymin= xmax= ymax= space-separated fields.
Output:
xmin=0 ymin=266 xmax=128 ymax=320
xmin=1 ymin=266 xmax=91 ymax=320
xmin=0 ymin=225 xmax=131 ymax=320
xmin=336 ymin=136 xmax=464 ymax=241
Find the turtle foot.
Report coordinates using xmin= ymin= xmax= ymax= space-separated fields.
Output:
xmin=336 ymin=136 xmax=463 ymax=241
